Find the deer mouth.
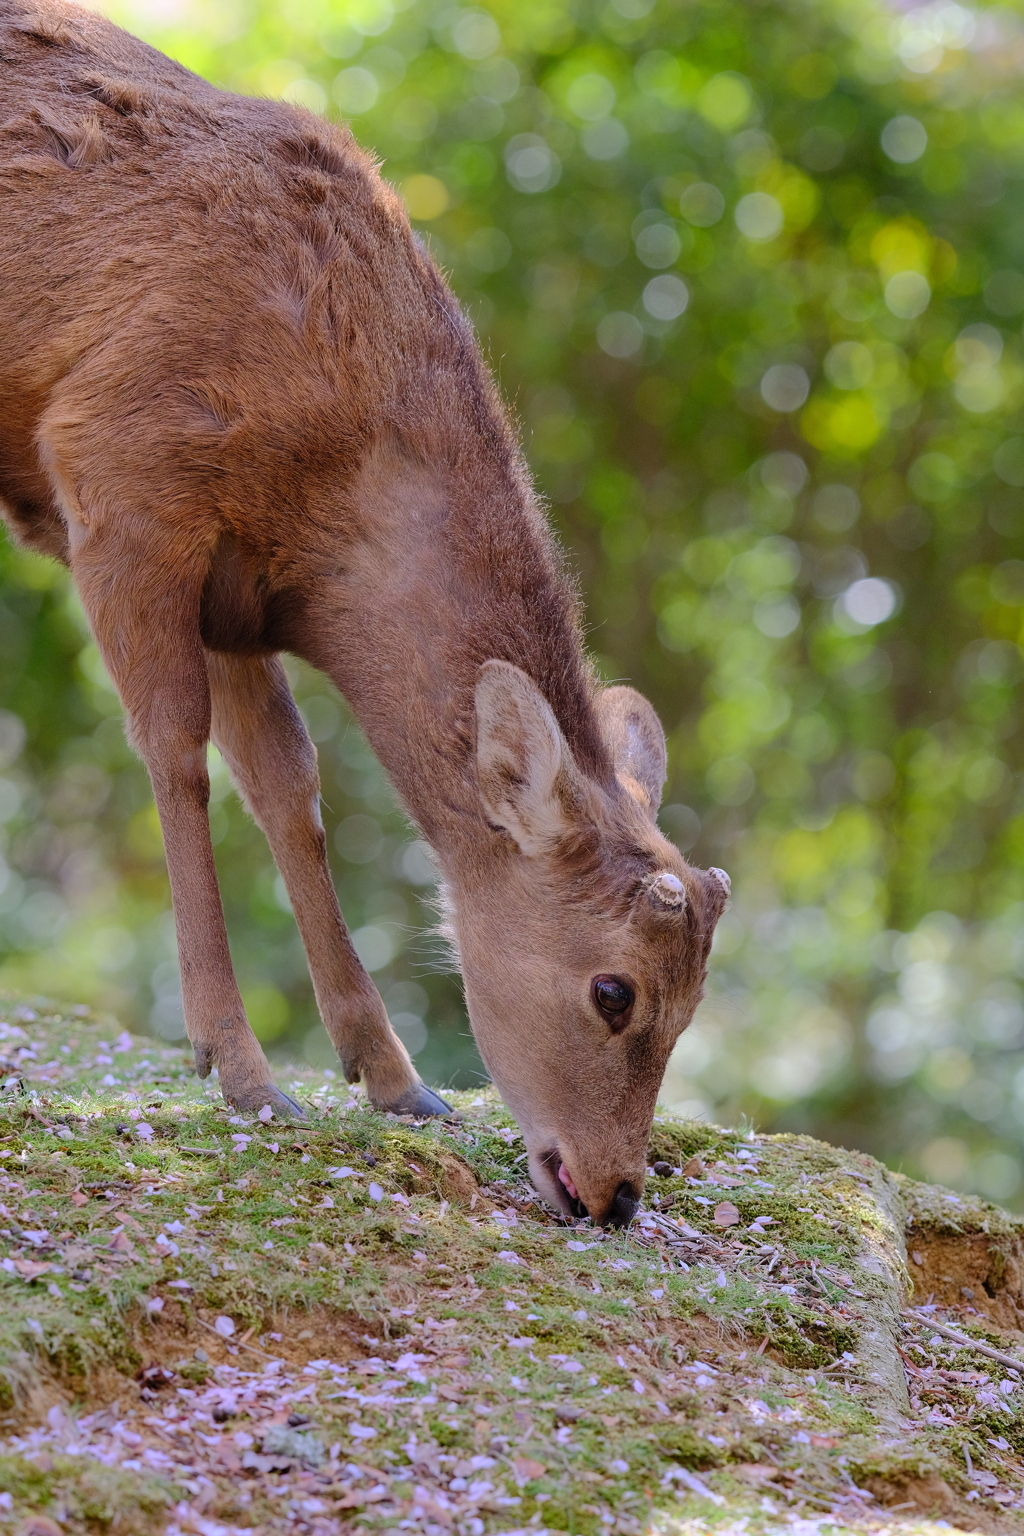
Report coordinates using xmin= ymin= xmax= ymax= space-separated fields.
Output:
xmin=557 ymin=1161 xmax=578 ymax=1200
xmin=541 ymin=1146 xmax=587 ymax=1219
xmin=538 ymin=1148 xmax=640 ymax=1228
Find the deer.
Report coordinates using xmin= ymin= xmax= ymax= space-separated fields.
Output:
xmin=0 ymin=0 xmax=729 ymax=1228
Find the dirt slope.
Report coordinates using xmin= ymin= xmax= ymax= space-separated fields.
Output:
xmin=1 ymin=996 xmax=1023 ymax=1536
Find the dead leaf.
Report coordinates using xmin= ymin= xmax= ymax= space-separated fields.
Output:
xmin=438 ymin=1384 xmax=462 ymax=1401
xmin=599 ymin=1414 xmax=621 ymax=1428
xmin=513 ymin=1456 xmax=546 ymax=1480
xmin=736 ymin=1464 xmax=778 ymax=1485
xmin=713 ymin=1201 xmax=740 ymax=1227
xmin=70 ymin=1191 xmax=88 ymax=1208
xmin=681 ymin=1156 xmax=705 ymax=1178
xmin=111 ymin=1231 xmax=138 ymax=1260
xmin=334 ymin=1487 xmax=391 ymax=1508
xmin=17 ymin=1519 xmax=64 ymax=1536
xmin=12 ymin=1258 xmax=51 ymax=1280
xmin=810 ymin=1434 xmax=841 ymax=1448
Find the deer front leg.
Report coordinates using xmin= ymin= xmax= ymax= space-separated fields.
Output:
xmin=206 ymin=650 xmax=450 ymax=1116
xmin=70 ymin=539 xmax=303 ymax=1119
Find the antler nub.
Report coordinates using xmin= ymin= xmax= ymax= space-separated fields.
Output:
xmin=708 ymin=867 xmax=731 ymax=897
xmin=646 ymin=871 xmax=687 ymax=910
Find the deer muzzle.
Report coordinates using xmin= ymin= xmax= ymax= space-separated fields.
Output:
xmin=535 ymin=1146 xmax=642 ymax=1229
xmin=603 ymin=1181 xmax=641 ymax=1229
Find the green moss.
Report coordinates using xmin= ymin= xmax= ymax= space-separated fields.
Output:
xmin=656 ymin=1424 xmax=721 ymax=1467
xmin=895 ymin=1170 xmax=1024 ymax=1239
xmin=647 ymin=1120 xmax=727 ymax=1165
xmin=0 ymin=1453 xmax=174 ymax=1532
xmin=176 ymin=1359 xmax=210 ymax=1385
xmin=0 ymin=1000 xmax=1021 ymax=1534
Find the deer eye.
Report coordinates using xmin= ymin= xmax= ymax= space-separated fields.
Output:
xmin=591 ymin=975 xmax=634 ymax=1024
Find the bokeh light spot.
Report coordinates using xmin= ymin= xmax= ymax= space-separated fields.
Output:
xmin=642 ymin=275 xmax=689 ymax=321
xmin=880 ymin=115 xmax=928 ymax=163
xmin=839 ymin=577 xmax=898 ymax=627
xmin=734 ymin=192 xmax=783 ymax=241
xmin=884 ymin=270 xmax=930 ymax=318
xmin=401 ymin=174 xmax=450 ymax=219
xmin=697 ymin=72 xmax=754 ymax=131
xmin=597 ymin=312 xmax=644 ymax=358
xmin=760 ymin=364 xmax=809 ymax=412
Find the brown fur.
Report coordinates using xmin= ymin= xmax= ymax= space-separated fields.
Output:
xmin=0 ymin=0 xmax=727 ymax=1225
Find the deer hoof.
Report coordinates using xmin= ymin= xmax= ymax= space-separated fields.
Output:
xmin=225 ymin=1083 xmax=308 ymax=1122
xmin=387 ymin=1084 xmax=454 ymax=1118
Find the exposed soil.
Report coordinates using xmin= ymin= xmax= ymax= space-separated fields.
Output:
xmin=864 ymin=1468 xmax=1024 ymax=1536
xmin=908 ymin=1229 xmax=1024 ymax=1335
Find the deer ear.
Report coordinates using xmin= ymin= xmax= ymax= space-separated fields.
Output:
xmin=596 ymin=686 xmax=667 ymax=820
xmin=475 ymin=661 xmax=575 ymax=855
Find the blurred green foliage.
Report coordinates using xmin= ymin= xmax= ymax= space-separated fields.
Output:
xmin=3 ymin=0 xmax=1023 ymax=1200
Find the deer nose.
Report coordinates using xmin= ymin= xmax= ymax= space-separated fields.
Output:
xmin=603 ymin=1181 xmax=640 ymax=1230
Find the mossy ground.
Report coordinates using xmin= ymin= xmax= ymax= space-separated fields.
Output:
xmin=0 ymin=996 xmax=1022 ymax=1536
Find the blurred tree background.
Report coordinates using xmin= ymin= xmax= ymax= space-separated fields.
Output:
xmin=2 ymin=0 xmax=1022 ymax=1201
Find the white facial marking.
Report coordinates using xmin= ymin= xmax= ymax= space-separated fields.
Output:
xmin=708 ymin=867 xmax=731 ymax=896
xmin=647 ymin=871 xmax=686 ymax=909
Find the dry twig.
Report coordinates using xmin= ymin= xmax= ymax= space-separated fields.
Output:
xmin=906 ymin=1311 xmax=1024 ymax=1373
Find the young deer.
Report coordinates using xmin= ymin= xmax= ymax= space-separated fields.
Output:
xmin=0 ymin=0 xmax=729 ymax=1226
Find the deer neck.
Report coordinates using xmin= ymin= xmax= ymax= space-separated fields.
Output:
xmin=306 ymin=445 xmax=611 ymax=861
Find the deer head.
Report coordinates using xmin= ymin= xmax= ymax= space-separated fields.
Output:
xmin=448 ymin=660 xmax=729 ymax=1229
